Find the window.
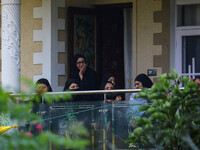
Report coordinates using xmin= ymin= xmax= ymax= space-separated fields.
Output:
xmin=177 ymin=4 xmax=200 ymax=26
xmin=175 ymin=0 xmax=200 ymax=80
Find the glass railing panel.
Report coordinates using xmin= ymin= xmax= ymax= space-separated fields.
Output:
xmin=104 ymin=100 xmax=144 ymax=149
xmin=50 ymin=101 xmax=104 ymax=150
xmin=30 ymin=103 xmax=51 ymax=134
xmin=16 ymin=89 xmax=148 ymax=150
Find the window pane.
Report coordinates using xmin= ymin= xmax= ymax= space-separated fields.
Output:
xmin=182 ymin=36 xmax=200 ymax=75
xmin=177 ymin=4 xmax=200 ymax=26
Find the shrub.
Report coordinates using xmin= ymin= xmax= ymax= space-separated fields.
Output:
xmin=127 ymin=68 xmax=200 ymax=150
xmin=0 ymin=80 xmax=89 ymax=150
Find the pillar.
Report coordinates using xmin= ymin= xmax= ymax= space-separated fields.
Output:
xmin=1 ymin=0 xmax=21 ymax=92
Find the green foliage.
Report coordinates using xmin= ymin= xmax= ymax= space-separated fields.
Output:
xmin=127 ymin=68 xmax=200 ymax=150
xmin=0 ymin=79 xmax=89 ymax=150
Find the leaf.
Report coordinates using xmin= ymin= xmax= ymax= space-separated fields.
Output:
xmin=43 ymin=94 xmax=53 ymax=104
xmin=61 ymin=93 xmax=72 ymax=101
xmin=139 ymin=105 xmax=150 ymax=112
xmin=135 ymin=118 xmax=150 ymax=125
xmin=150 ymin=112 xmax=168 ymax=121
xmin=171 ymin=68 xmax=178 ymax=78
xmin=133 ymin=127 xmax=143 ymax=135
xmin=180 ymin=76 xmax=189 ymax=83
xmin=172 ymin=88 xmax=182 ymax=97
xmin=53 ymin=94 xmax=61 ymax=102
xmin=151 ymin=83 xmax=166 ymax=93
xmin=152 ymin=99 xmax=163 ymax=106
xmin=163 ymin=101 xmax=171 ymax=108
xmin=163 ymin=79 xmax=170 ymax=89
xmin=146 ymin=107 xmax=157 ymax=114
xmin=135 ymin=92 xmax=148 ymax=99
xmin=159 ymin=73 xmax=174 ymax=80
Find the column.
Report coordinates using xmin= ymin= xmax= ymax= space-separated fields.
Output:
xmin=1 ymin=0 xmax=21 ymax=92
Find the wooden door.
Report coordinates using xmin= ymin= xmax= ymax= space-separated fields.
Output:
xmin=96 ymin=7 xmax=125 ymax=89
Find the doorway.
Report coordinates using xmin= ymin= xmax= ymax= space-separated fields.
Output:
xmin=68 ymin=4 xmax=133 ymax=91
xmin=96 ymin=6 xmax=125 ymax=89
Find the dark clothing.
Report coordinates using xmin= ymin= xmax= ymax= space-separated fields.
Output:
xmin=71 ymin=54 xmax=98 ymax=101
xmin=96 ymin=74 xmax=115 ymax=101
xmin=100 ymin=73 xmax=114 ymax=90
xmin=106 ymin=93 xmax=121 ymax=100
xmin=72 ymin=67 xmax=98 ymax=91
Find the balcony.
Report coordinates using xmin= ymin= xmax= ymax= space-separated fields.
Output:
xmin=16 ymin=89 xmax=143 ymax=150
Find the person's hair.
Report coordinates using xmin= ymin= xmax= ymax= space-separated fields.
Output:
xmin=36 ymin=78 xmax=53 ymax=92
xmin=71 ymin=54 xmax=87 ymax=78
xmin=100 ymin=73 xmax=115 ymax=89
xmin=135 ymin=73 xmax=153 ymax=88
xmin=104 ymin=81 xmax=114 ymax=89
xmin=63 ymin=78 xmax=79 ymax=91
xmin=73 ymin=54 xmax=86 ymax=67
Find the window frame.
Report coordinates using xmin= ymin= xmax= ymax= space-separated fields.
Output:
xmin=174 ymin=0 xmax=200 ymax=78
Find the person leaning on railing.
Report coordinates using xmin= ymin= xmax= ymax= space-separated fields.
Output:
xmin=95 ymin=81 xmax=115 ymax=101
xmin=63 ymin=78 xmax=84 ymax=101
xmin=30 ymin=78 xmax=53 ymax=135
xmin=130 ymin=73 xmax=153 ymax=101
xmin=128 ymin=74 xmax=153 ymax=128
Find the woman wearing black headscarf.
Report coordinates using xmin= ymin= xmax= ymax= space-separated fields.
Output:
xmin=100 ymin=73 xmax=116 ymax=90
xmin=30 ymin=78 xmax=52 ymax=135
xmin=128 ymin=73 xmax=153 ymax=121
xmin=36 ymin=78 xmax=53 ymax=93
xmin=127 ymin=74 xmax=153 ymax=147
xmin=129 ymin=73 xmax=153 ymax=100
xmin=134 ymin=73 xmax=153 ymax=89
xmin=63 ymin=78 xmax=79 ymax=91
xmin=71 ymin=54 xmax=98 ymax=101
xmin=63 ymin=78 xmax=82 ymax=101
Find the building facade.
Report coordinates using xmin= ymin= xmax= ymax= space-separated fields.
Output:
xmin=1 ymin=0 xmax=200 ymax=92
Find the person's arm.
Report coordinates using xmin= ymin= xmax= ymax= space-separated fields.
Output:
xmin=79 ymin=68 xmax=98 ymax=90
xmin=79 ymin=63 xmax=86 ymax=80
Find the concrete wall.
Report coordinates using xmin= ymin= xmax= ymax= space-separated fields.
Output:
xmin=21 ymin=0 xmax=42 ymax=91
xmin=136 ymin=0 xmax=164 ymax=82
xmin=0 ymin=0 xmax=170 ymax=90
xmin=66 ymin=0 xmax=94 ymax=8
xmin=64 ymin=0 xmax=170 ymax=83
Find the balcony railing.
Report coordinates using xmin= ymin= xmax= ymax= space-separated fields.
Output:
xmin=12 ymin=88 xmax=173 ymax=150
